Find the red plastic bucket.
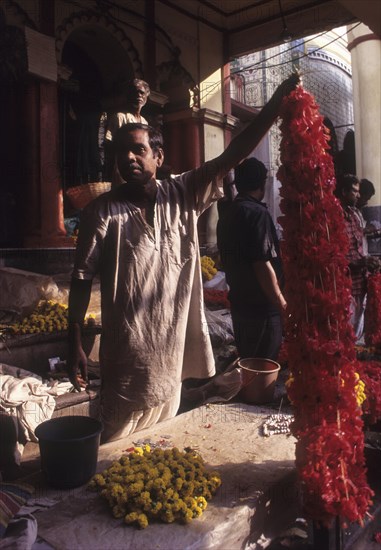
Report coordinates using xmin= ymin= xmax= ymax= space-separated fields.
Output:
xmin=237 ymin=358 xmax=280 ymax=404
xmin=35 ymin=416 xmax=102 ymax=489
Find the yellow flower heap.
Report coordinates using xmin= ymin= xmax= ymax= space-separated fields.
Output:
xmin=201 ymin=256 xmax=217 ymax=281
xmin=10 ymin=300 xmax=96 ymax=335
xmin=89 ymin=445 xmax=222 ymax=529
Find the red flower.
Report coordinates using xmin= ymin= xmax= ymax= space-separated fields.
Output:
xmin=278 ymin=85 xmax=372 ymax=526
xmin=203 ymin=289 xmax=230 ymax=309
xmin=365 ymin=274 xmax=381 ymax=348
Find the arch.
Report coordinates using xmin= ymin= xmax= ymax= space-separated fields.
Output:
xmin=56 ymin=11 xmax=147 ymax=190
xmin=56 ymin=10 xmax=144 ymax=94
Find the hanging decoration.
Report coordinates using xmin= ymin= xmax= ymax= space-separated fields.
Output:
xmin=364 ymin=273 xmax=381 ymax=348
xmin=277 ymin=84 xmax=373 ymax=526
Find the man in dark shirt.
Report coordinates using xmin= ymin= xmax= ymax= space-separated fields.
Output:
xmin=217 ymin=158 xmax=286 ymax=360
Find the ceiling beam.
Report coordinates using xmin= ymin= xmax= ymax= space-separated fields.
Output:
xmin=337 ymin=0 xmax=381 ymax=37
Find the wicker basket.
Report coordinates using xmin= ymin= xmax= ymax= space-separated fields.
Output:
xmin=66 ymin=182 xmax=111 ymax=210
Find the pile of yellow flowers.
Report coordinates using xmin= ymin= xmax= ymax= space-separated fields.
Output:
xmin=89 ymin=445 xmax=222 ymax=529
xmin=201 ymin=256 xmax=217 ymax=281
xmin=9 ymin=300 xmax=96 ymax=335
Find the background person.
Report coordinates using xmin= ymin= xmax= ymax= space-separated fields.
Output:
xmin=105 ymin=78 xmax=150 ymax=141
xmin=356 ymin=178 xmax=381 ymax=253
xmin=335 ymin=174 xmax=380 ymax=339
xmin=217 ymin=157 xmax=286 ymax=361
xmin=104 ymin=78 xmax=150 ymax=181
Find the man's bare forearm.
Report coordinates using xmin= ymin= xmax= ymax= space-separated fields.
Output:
xmin=253 ymin=261 xmax=287 ymax=311
xmin=68 ymin=278 xmax=93 ymax=329
xmin=216 ymin=74 xmax=299 ymax=173
xmin=67 ymin=278 xmax=93 ymax=389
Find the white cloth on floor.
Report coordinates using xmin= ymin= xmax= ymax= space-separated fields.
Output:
xmin=0 ymin=364 xmax=74 ymax=461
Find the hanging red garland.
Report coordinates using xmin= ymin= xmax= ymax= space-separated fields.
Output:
xmin=277 ymin=84 xmax=373 ymax=526
xmin=203 ymin=288 xmax=230 ymax=310
xmin=364 ymin=273 xmax=381 ymax=348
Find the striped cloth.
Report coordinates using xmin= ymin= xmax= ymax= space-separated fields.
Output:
xmin=0 ymin=482 xmax=34 ymax=537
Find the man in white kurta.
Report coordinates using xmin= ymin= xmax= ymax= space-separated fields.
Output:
xmin=67 ymin=73 xmax=299 ymax=442
xmin=72 ymin=160 xmax=221 ymax=440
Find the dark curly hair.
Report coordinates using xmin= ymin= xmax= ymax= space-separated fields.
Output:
xmin=234 ymin=158 xmax=268 ymax=193
xmin=113 ymin=123 xmax=163 ymax=155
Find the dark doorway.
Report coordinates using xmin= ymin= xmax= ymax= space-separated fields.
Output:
xmin=60 ymin=40 xmax=103 ymax=192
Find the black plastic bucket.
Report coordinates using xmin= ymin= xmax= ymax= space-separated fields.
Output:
xmin=35 ymin=416 xmax=103 ymax=489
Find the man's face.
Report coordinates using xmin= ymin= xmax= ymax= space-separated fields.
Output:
xmin=116 ymin=129 xmax=163 ymax=185
xmin=343 ymin=182 xmax=360 ymax=207
xmin=127 ymin=83 xmax=148 ymax=110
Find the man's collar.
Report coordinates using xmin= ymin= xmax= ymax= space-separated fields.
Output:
xmin=236 ymin=193 xmax=267 ymax=207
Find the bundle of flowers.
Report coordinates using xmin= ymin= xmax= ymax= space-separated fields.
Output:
xmin=89 ymin=445 xmax=221 ymax=529
xmin=278 ymin=84 xmax=372 ymax=526
xmin=8 ymin=300 xmax=96 ymax=334
xmin=203 ymin=288 xmax=230 ymax=309
xmin=357 ymin=360 xmax=381 ymax=426
xmin=364 ymin=273 xmax=381 ymax=348
xmin=201 ymin=256 xmax=218 ymax=281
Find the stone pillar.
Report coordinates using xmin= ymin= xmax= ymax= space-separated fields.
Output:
xmin=163 ymin=108 xmax=202 ymax=173
xmin=23 ymin=0 xmax=71 ymax=248
xmin=347 ymin=24 xmax=381 ymax=204
xmin=24 ymin=80 xmax=72 ymax=247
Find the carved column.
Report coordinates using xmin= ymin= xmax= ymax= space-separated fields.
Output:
xmin=23 ymin=0 xmax=71 ymax=247
xmin=23 ymin=79 xmax=71 ymax=247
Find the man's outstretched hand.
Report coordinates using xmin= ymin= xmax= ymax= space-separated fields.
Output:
xmin=274 ymin=72 xmax=301 ymax=101
xmin=67 ymin=323 xmax=88 ymax=391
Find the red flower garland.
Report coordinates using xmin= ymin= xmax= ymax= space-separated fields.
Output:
xmin=277 ymin=85 xmax=373 ymax=526
xmin=358 ymin=360 xmax=381 ymax=425
xmin=203 ymin=289 xmax=230 ymax=310
xmin=364 ymin=273 xmax=381 ymax=348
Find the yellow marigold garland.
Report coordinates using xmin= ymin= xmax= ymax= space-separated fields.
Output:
xmin=9 ymin=300 xmax=96 ymax=334
xmin=201 ymin=256 xmax=217 ymax=281
xmin=88 ymin=445 xmax=221 ymax=529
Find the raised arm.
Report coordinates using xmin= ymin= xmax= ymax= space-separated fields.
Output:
xmin=216 ymin=73 xmax=300 ymax=174
xmin=67 ymin=278 xmax=93 ymax=391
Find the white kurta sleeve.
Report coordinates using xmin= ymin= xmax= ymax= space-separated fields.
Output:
xmin=72 ymin=201 xmax=108 ymax=280
xmin=178 ymin=159 xmax=226 ymax=216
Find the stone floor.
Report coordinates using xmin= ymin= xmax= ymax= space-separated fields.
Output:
xmin=5 ymin=367 xmax=380 ymax=550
